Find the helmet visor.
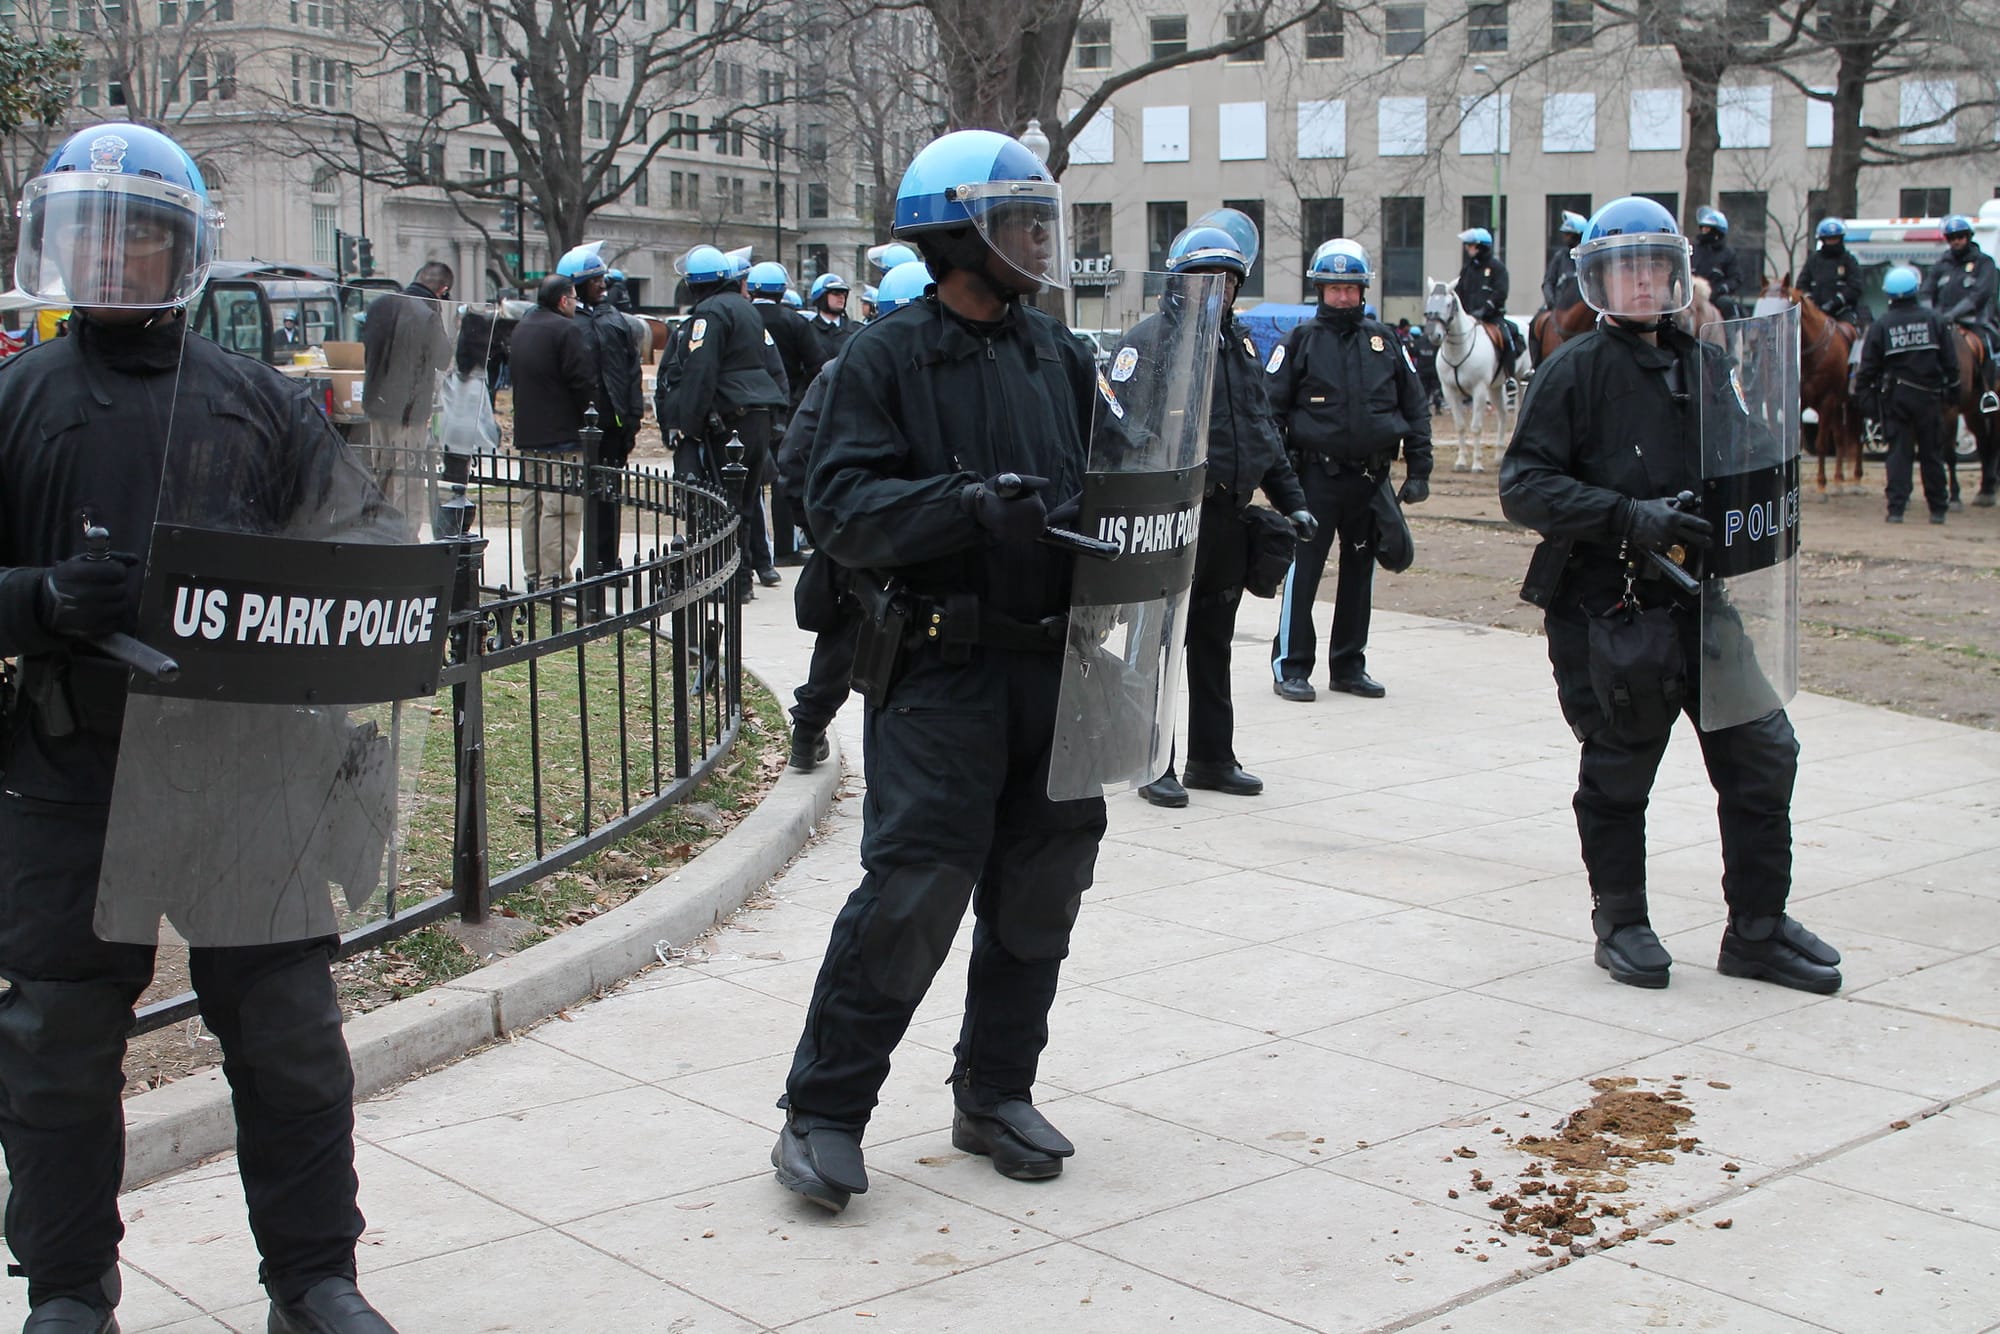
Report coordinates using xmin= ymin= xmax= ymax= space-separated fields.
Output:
xmin=15 ymin=171 xmax=219 ymax=308
xmin=956 ymin=178 xmax=1067 ymax=290
xmin=1576 ymin=234 xmax=1692 ymax=320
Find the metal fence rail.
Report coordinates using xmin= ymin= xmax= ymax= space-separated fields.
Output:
xmin=133 ymin=430 xmax=745 ymax=1034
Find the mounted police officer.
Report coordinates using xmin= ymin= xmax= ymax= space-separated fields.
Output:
xmin=0 ymin=122 xmax=404 ymax=1334
xmin=1920 ymin=213 xmax=2000 ymax=414
xmin=1860 ymin=265 xmax=1960 ymax=523
xmin=1113 ymin=223 xmax=1312 ymax=807
xmin=1456 ymin=226 xmax=1522 ymax=377
xmin=1500 ymin=195 xmax=1841 ymax=997
xmin=603 ymin=267 xmax=638 ymax=314
xmin=748 ymin=259 xmax=821 ymax=567
xmin=1690 ymin=206 xmax=1745 ymax=319
xmin=1268 ymin=239 xmax=1431 ymax=701
xmin=1800 ymin=218 xmax=1865 ymax=326
xmin=805 ymin=272 xmax=855 ymax=359
xmin=1541 ymin=211 xmax=1587 ymax=314
xmin=774 ymin=130 xmax=1107 ymax=1214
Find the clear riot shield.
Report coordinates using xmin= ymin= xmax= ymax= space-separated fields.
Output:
xmin=95 ymin=282 xmax=489 ymax=945
xmin=1047 ymin=271 xmax=1224 ymax=801
xmin=1696 ymin=303 xmax=1801 ymax=732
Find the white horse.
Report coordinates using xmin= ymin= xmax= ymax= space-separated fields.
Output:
xmin=1423 ymin=277 xmax=1509 ymax=473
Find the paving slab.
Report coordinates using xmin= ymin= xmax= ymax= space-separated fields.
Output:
xmin=90 ymin=605 xmax=2000 ymax=1332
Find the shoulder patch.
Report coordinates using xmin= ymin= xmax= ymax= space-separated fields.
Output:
xmin=688 ymin=317 xmax=708 ymax=351
xmin=1110 ymin=345 xmax=1140 ymax=382
xmin=1402 ymin=344 xmax=1418 ymax=375
xmin=1096 ymin=371 xmax=1126 ymax=419
xmin=1370 ymin=334 xmax=1385 ymax=352
xmin=1265 ymin=344 xmax=1286 ymax=374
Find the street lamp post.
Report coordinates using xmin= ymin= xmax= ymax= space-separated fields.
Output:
xmin=511 ymin=63 xmax=527 ymax=293
xmin=1015 ymin=119 xmax=1067 ymax=314
xmin=351 ymin=123 xmax=367 ymax=264
xmin=1472 ymin=64 xmax=1504 ymax=263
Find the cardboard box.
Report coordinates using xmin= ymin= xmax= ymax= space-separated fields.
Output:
xmin=322 ymin=341 xmax=365 ymax=370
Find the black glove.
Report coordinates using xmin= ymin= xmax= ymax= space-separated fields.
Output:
xmin=1288 ymin=509 xmax=1318 ymax=543
xmin=1618 ymin=497 xmax=1713 ymax=552
xmin=1045 ymin=493 xmax=1082 ymax=530
xmin=961 ymin=473 xmax=1050 ymax=544
xmin=38 ymin=551 xmax=141 ymax=638
xmin=1399 ymin=478 xmax=1429 ymax=505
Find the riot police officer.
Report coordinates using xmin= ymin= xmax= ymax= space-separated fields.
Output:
xmin=560 ymin=243 xmax=646 ymax=590
xmin=1800 ymin=218 xmax=1865 ymax=325
xmin=748 ymin=260 xmax=821 ymax=566
xmin=1860 ymin=265 xmax=1960 ymax=523
xmin=774 ymin=130 xmax=1105 ymax=1213
xmin=1499 ymin=195 xmax=1841 ymax=996
xmin=1456 ymin=226 xmax=1522 ymax=376
xmin=1920 ymin=213 xmax=2000 ymax=413
xmin=656 ymin=243 xmax=788 ymax=601
xmin=603 ymin=266 xmax=638 ymax=314
xmin=1690 ymin=206 xmax=1745 ymax=318
xmin=1541 ymin=211 xmax=1587 ymax=313
xmin=1115 ymin=224 xmax=1312 ymax=806
xmin=806 ymin=272 xmax=855 ymax=358
xmin=0 ymin=123 xmax=401 ymax=1334
xmin=1268 ymin=240 xmax=1431 ymax=701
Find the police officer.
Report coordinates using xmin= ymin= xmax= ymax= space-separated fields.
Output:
xmin=359 ymin=261 xmax=453 ymax=527
xmin=774 ymin=130 xmax=1105 ymax=1213
xmin=1860 ymin=265 xmax=1960 ymax=524
xmin=1115 ymin=224 xmax=1312 ymax=806
xmin=657 ymin=244 xmax=788 ymax=602
xmin=1800 ymin=218 xmax=1865 ymax=326
xmin=1268 ymin=240 xmax=1432 ymax=701
xmin=603 ymin=266 xmax=638 ymax=314
xmin=1690 ymin=206 xmax=1744 ymax=318
xmin=1541 ymin=211 xmax=1587 ymax=313
xmin=1499 ymin=196 xmax=1841 ymax=996
xmin=1456 ymin=226 xmax=1522 ymax=376
xmin=805 ymin=272 xmax=855 ymax=358
xmin=560 ymin=244 xmax=646 ymax=591
xmin=748 ymin=260 xmax=821 ymax=567
xmin=0 ymin=123 xmax=400 ymax=1334
xmin=1920 ymin=213 xmax=2000 ymax=413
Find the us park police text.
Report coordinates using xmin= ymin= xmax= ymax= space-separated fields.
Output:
xmin=171 ymin=587 xmax=440 ymax=648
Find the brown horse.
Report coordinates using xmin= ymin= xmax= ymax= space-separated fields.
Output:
xmin=1758 ymin=280 xmax=1862 ymax=493
xmin=1529 ymin=300 xmax=1596 ymax=366
xmin=1943 ymin=326 xmax=2000 ymax=506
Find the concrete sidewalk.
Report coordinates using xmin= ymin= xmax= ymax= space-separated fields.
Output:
xmin=61 ymin=596 xmax=2000 ymax=1333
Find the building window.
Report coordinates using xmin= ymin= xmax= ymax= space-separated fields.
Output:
xmin=1301 ymin=197 xmax=1344 ymax=294
xmin=1637 ymin=189 xmax=1679 ymax=220
xmin=79 ymin=58 xmax=100 ymax=107
xmin=1463 ymin=195 xmax=1508 ymax=264
xmin=468 ymin=146 xmax=486 ymax=178
xmin=1725 ymin=0 xmax=1767 ymax=42
xmin=1467 ymin=2 xmax=1506 ymax=52
xmin=1226 ymin=10 xmax=1265 ymax=61
xmin=1635 ymin=0 xmax=1670 ymax=43
xmin=807 ymin=182 xmax=828 ymax=218
xmin=1150 ymin=14 xmax=1186 ymax=60
xmin=1223 ymin=197 xmax=1265 ymax=296
xmin=669 ymin=0 xmax=694 ymax=29
xmin=1551 ymin=0 xmax=1592 ymax=49
xmin=1075 ymin=18 xmax=1110 ymax=68
xmin=1073 ymin=201 xmax=1112 ymax=258
xmin=588 ymin=99 xmax=604 ymax=139
xmin=158 ymin=0 xmax=176 ymax=24
xmin=634 ymin=166 xmax=649 ymax=206
xmin=1145 ymin=200 xmax=1187 ymax=296
xmin=670 ymin=170 xmax=684 ymax=208
xmin=1716 ymin=190 xmax=1766 ymax=284
xmin=312 ymin=201 xmax=337 ymax=266
xmin=1545 ymin=193 xmax=1589 ymax=247
xmin=854 ymin=182 xmax=867 ymax=216
xmin=404 ymin=71 xmax=420 ymax=114
xmin=1384 ymin=5 xmax=1425 ymax=55
xmin=156 ymin=56 xmax=179 ymax=104
xmin=1900 ymin=187 xmax=1950 ymax=217
xmin=1304 ymin=3 xmax=1343 ymax=59
xmin=1381 ymin=196 xmax=1425 ymax=296
xmin=687 ymin=173 xmax=698 ymax=209
xmin=487 ymin=17 xmax=503 ymax=56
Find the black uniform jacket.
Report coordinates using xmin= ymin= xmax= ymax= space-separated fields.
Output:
xmin=1266 ymin=307 xmax=1434 ymax=474
xmin=1800 ymin=246 xmax=1865 ymax=320
xmin=1542 ymin=246 xmax=1581 ymax=310
xmin=1691 ymin=236 xmax=1744 ymax=302
xmin=509 ymin=305 xmax=597 ymax=448
xmin=576 ymin=300 xmax=646 ymax=432
xmin=1456 ymin=253 xmax=1510 ymax=320
xmin=667 ymin=289 xmax=788 ymax=437
xmin=0 ymin=316 xmax=387 ymax=802
xmin=805 ymin=295 xmax=1099 ymax=624
xmin=757 ymin=299 xmax=822 ymax=413
xmin=1111 ymin=306 xmax=1307 ymax=514
xmin=1858 ymin=298 xmax=1960 ymax=395
xmin=360 ymin=281 xmax=452 ymax=427
xmin=1921 ymin=247 xmax=1999 ymax=326
xmin=777 ymin=357 xmax=840 ymax=509
xmin=809 ymin=314 xmax=856 ymax=363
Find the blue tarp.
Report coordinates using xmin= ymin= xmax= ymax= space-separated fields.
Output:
xmin=1236 ymin=302 xmax=1315 ymax=361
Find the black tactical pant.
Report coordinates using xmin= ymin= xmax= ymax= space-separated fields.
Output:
xmin=0 ymin=794 xmax=362 ymax=1308
xmin=791 ymin=615 xmax=858 ymax=736
xmin=1183 ymin=493 xmax=1250 ymax=766
xmin=1881 ymin=383 xmax=1949 ymax=517
xmin=1273 ymin=465 xmax=1378 ymax=685
xmin=784 ymin=647 xmax=1107 ymax=1127
xmin=588 ymin=422 xmax=636 ymax=583
xmin=1543 ymin=595 xmax=1797 ymax=918
xmin=731 ymin=411 xmax=775 ymax=588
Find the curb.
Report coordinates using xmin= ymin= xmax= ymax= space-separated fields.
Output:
xmin=118 ymin=682 xmax=842 ymax=1191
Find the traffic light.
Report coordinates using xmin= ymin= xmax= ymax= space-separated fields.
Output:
xmin=337 ymin=229 xmax=358 ymax=277
xmin=356 ymin=236 xmax=375 ymax=277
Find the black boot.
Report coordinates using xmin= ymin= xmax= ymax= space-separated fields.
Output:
xmin=1329 ymin=672 xmax=1386 ymax=698
xmin=266 ymin=1278 xmax=396 ymax=1334
xmin=1592 ymin=896 xmax=1671 ymax=989
xmin=1180 ymin=761 xmax=1263 ymax=796
xmin=1718 ymin=914 xmax=1842 ymax=994
xmin=789 ymin=726 xmax=830 ymax=772
xmin=1137 ymin=769 xmax=1188 ymax=808
xmin=771 ymin=1111 xmax=868 ymax=1213
xmin=23 ymin=1271 xmax=119 ymax=1334
xmin=951 ymin=1079 xmax=1073 ymax=1181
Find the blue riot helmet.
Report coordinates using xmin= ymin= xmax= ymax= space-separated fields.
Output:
xmin=1193 ymin=207 xmax=1261 ymax=271
xmin=875 ymin=259 xmax=933 ymax=313
xmin=1815 ymin=217 xmax=1847 ymax=242
xmin=782 ymin=287 xmax=803 ymax=309
xmin=1458 ymin=227 xmax=1494 ymax=248
xmin=676 ymin=243 xmax=733 ymax=285
xmin=606 ymin=268 xmax=626 ymax=282
xmin=1559 ymin=211 xmax=1588 ymax=237
xmin=1308 ymin=238 xmax=1371 ymax=286
xmin=1881 ymin=265 xmax=1920 ymax=298
xmin=892 ymin=128 xmax=1066 ymax=290
xmin=556 ymin=240 xmax=608 ymax=280
xmin=808 ymin=272 xmax=850 ymax=309
xmin=1575 ymin=196 xmax=1691 ymax=320
xmin=866 ymin=241 xmax=920 ymax=275
xmin=745 ymin=260 xmax=790 ymax=297
xmin=1943 ymin=214 xmax=1975 ymax=241
xmin=15 ymin=122 xmax=224 ymax=308
xmin=1164 ymin=224 xmax=1249 ymax=277
xmin=1695 ymin=206 xmax=1729 ymax=235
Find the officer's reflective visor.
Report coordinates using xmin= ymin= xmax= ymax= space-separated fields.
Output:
xmin=15 ymin=172 xmax=219 ymax=309
xmin=1575 ymin=234 xmax=1692 ymax=320
xmin=955 ymin=179 xmax=1067 ymax=290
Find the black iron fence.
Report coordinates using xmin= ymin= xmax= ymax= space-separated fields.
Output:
xmin=133 ymin=424 xmax=746 ymax=1033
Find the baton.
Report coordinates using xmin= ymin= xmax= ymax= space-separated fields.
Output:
xmin=81 ymin=524 xmax=181 ymax=683
xmin=1644 ymin=491 xmax=1702 ymax=598
xmin=993 ymin=473 xmax=1122 ymax=561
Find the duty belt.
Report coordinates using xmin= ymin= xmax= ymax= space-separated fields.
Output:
xmin=910 ymin=593 xmax=1068 ymax=663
